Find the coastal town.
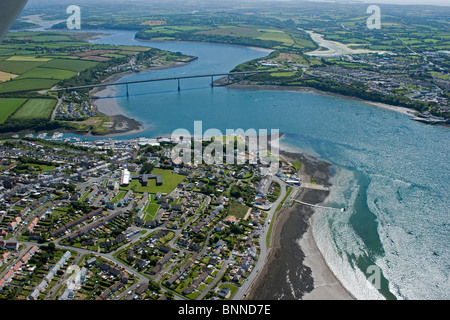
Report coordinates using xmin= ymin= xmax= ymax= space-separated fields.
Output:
xmin=0 ymin=133 xmax=305 ymax=300
xmin=232 ymin=50 xmax=450 ymax=124
xmin=0 ymin=0 xmax=448 ymax=304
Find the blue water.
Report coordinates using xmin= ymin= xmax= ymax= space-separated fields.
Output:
xmin=87 ymin=30 xmax=449 ymax=299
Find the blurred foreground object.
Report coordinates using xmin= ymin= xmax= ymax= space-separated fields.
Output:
xmin=0 ymin=0 xmax=29 ymax=41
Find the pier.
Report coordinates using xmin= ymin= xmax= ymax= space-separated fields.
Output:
xmin=293 ymin=199 xmax=346 ymax=212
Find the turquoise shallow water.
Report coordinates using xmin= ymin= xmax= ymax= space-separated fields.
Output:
xmin=87 ymin=30 xmax=449 ymax=299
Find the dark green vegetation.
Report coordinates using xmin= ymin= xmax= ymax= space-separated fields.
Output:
xmin=135 ymin=18 xmax=317 ymax=52
xmin=0 ymin=98 xmax=27 ymax=124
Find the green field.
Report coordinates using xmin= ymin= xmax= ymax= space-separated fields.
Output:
xmin=18 ymin=67 xmax=78 ymax=80
xmin=31 ymin=35 xmax=73 ymax=42
xmin=257 ymin=32 xmax=295 ymax=46
xmin=0 ymin=60 xmax=48 ymax=74
xmin=0 ymin=98 xmax=27 ymax=123
xmin=0 ymin=78 xmax=59 ymax=93
xmin=102 ymin=54 xmax=126 ymax=59
xmin=11 ymin=99 xmax=57 ymax=120
xmin=6 ymin=56 xmax=52 ymax=62
xmin=42 ymin=59 xmax=99 ymax=72
xmin=226 ymin=201 xmax=250 ymax=219
xmin=118 ymin=46 xmax=152 ymax=52
xmin=121 ymin=168 xmax=185 ymax=194
xmin=0 ymin=77 xmax=61 ymax=93
xmin=270 ymin=72 xmax=295 ymax=77
xmin=143 ymin=199 xmax=160 ymax=221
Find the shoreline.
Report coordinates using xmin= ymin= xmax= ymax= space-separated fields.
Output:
xmin=299 ymin=216 xmax=355 ymax=300
xmin=88 ymin=61 xmax=190 ymax=137
xmin=247 ymin=146 xmax=355 ymax=300
xmin=281 ymin=148 xmax=355 ymax=300
xmin=134 ymin=36 xmax=275 ymax=54
xmin=226 ymin=82 xmax=417 ymax=117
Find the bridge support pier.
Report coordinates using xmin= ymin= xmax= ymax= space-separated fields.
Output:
xmin=57 ymin=71 xmax=268 ymax=93
xmin=126 ymin=83 xmax=129 ymax=97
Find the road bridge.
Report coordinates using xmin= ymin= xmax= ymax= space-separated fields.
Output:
xmin=52 ymin=70 xmax=277 ymax=95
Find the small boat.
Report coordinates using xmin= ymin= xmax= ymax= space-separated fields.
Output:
xmin=341 ymin=207 xmax=346 ymax=212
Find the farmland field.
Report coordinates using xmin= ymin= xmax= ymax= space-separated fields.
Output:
xmin=102 ymin=54 xmax=126 ymax=59
xmin=115 ymin=46 xmax=151 ymax=52
xmin=11 ymin=99 xmax=57 ymax=120
xmin=0 ymin=98 xmax=27 ymax=123
xmin=6 ymin=56 xmax=52 ymax=62
xmin=18 ymin=67 xmax=78 ymax=80
xmin=31 ymin=35 xmax=73 ymax=42
xmin=0 ymin=60 xmax=48 ymax=74
xmin=0 ymin=71 xmax=18 ymax=82
xmin=42 ymin=59 xmax=99 ymax=72
xmin=256 ymin=32 xmax=294 ymax=46
xmin=0 ymin=78 xmax=59 ymax=93
xmin=198 ymin=26 xmax=261 ymax=38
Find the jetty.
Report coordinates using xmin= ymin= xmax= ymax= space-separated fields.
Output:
xmin=293 ymin=199 xmax=346 ymax=212
xmin=412 ymin=116 xmax=449 ymax=125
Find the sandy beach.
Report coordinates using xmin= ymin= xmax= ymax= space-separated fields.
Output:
xmin=248 ymin=149 xmax=355 ymax=300
xmin=300 ymin=223 xmax=354 ymax=300
xmin=89 ymin=70 xmax=129 ymax=115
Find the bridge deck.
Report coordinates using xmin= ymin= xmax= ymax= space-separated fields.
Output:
xmin=54 ymin=70 xmax=273 ymax=91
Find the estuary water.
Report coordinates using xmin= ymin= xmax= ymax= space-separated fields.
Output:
xmin=89 ymin=30 xmax=449 ymax=300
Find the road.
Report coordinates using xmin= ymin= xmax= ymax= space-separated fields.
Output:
xmin=14 ymin=192 xmax=211 ymax=300
xmin=7 ymin=175 xmax=291 ymax=301
xmin=233 ymin=176 xmax=290 ymax=300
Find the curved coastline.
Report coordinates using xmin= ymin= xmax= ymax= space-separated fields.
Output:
xmin=10 ymin=23 xmax=446 ymax=301
xmin=247 ymin=144 xmax=356 ymax=300
xmin=85 ymin=40 xmax=396 ymax=299
xmin=83 ymin=36 xmax=432 ymax=300
xmin=225 ymin=83 xmax=417 ymax=117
